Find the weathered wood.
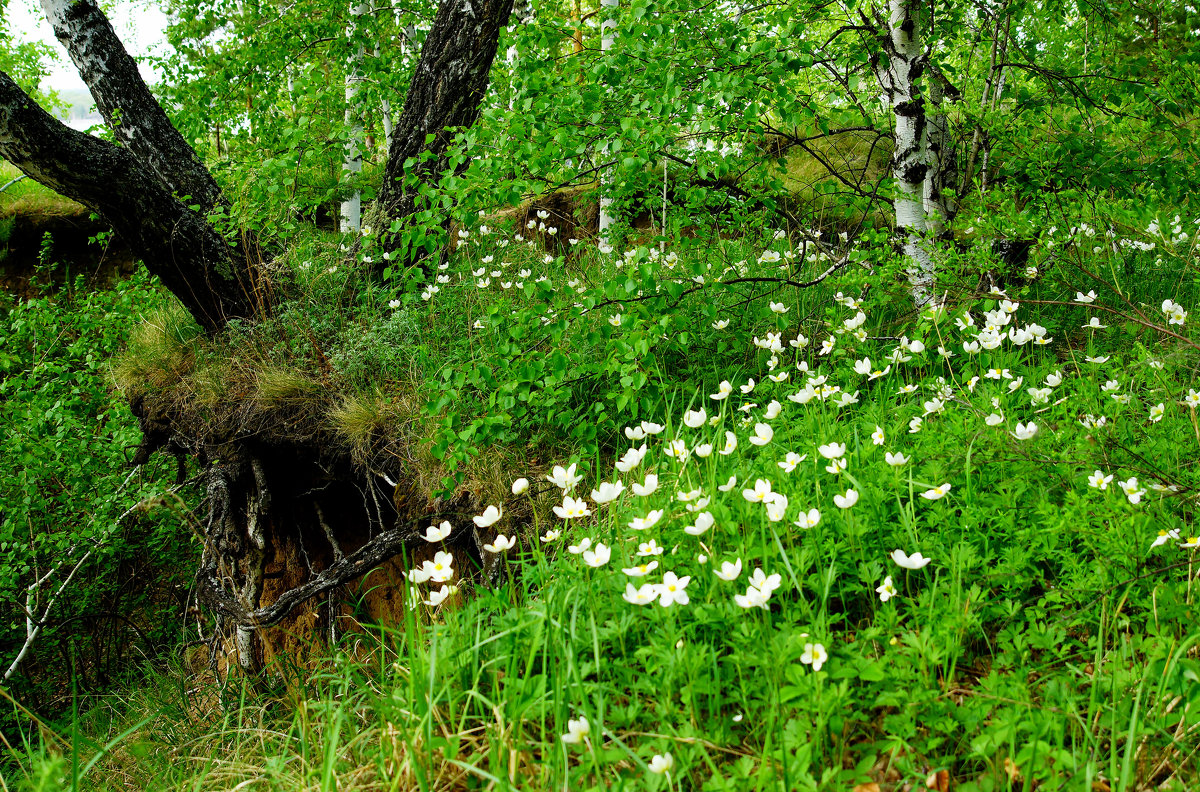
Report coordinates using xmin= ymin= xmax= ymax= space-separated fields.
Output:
xmin=0 ymin=71 xmax=267 ymax=333
xmin=196 ymin=511 xmax=430 ymax=630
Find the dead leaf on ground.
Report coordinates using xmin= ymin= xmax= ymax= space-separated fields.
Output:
xmin=926 ymin=769 xmax=950 ymax=791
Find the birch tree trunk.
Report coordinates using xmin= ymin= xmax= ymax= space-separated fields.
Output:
xmin=341 ymin=1 xmax=367 ymax=233
xmin=872 ymin=0 xmax=936 ymax=306
xmin=597 ymin=0 xmax=619 ymax=253
xmin=370 ymin=0 xmax=516 ymax=272
xmin=39 ymin=0 xmax=228 ymax=217
xmin=0 ymin=72 xmax=266 ymax=333
xmin=923 ymin=74 xmax=958 ymax=238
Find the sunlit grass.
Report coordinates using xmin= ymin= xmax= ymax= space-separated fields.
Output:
xmin=6 ymin=194 xmax=1200 ymax=791
xmin=0 ymin=161 xmax=85 ymax=218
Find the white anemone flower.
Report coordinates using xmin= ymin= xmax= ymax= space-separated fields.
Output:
xmin=749 ymin=423 xmax=774 ymax=445
xmin=764 ymin=495 xmax=788 ymax=522
xmin=628 ymin=509 xmax=664 ymax=531
xmin=648 ymin=753 xmax=675 ymax=775
xmin=554 ymin=496 xmax=592 ymax=520
xmin=833 ymin=489 xmax=859 ymax=509
xmin=422 ymin=521 xmax=452 ymax=542
xmin=1150 ymin=529 xmax=1179 ymax=549
xmin=734 ymin=586 xmax=769 ymax=609
xmin=1012 ymin=422 xmax=1038 ymax=440
xmin=582 ymin=543 xmax=611 ymax=568
xmin=1118 ymin=477 xmax=1146 ymax=504
xmin=636 ymin=539 xmax=665 ymax=557
xmin=422 ymin=550 xmax=455 ymax=583
xmin=483 ymin=535 xmax=516 ymax=553
xmin=818 ymin=442 xmax=846 ymax=459
xmin=615 ymin=444 xmax=648 ymax=473
xmin=920 ymin=483 xmax=952 ymax=500
xmin=622 ymin=560 xmax=659 ymax=577
xmin=793 ymin=508 xmax=821 ymax=528
xmin=561 ymin=716 xmax=590 ymax=744
xmin=684 ymin=512 xmax=715 ymax=536
xmin=655 ymin=572 xmax=691 ymax=607
xmin=591 ymin=480 xmax=625 ymax=504
xmin=473 ymin=505 xmax=503 ymax=528
xmin=713 ymin=559 xmax=743 ymax=581
xmin=800 ymin=642 xmax=828 ymax=672
xmin=623 ymin=583 xmax=658 ymax=605
xmin=742 ymin=479 xmax=775 ymax=503
xmin=778 ymin=452 xmax=806 ymax=472
xmin=423 ymin=584 xmax=457 ymax=607
xmin=546 ymin=463 xmax=583 ymax=491
xmin=631 ymin=473 xmax=659 ymax=497
xmin=891 ymin=549 xmax=932 ymax=569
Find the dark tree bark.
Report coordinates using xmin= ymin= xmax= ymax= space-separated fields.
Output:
xmin=0 ymin=72 xmax=267 ymax=333
xmin=372 ymin=0 xmax=516 ymax=272
xmin=39 ymin=0 xmax=229 ymax=218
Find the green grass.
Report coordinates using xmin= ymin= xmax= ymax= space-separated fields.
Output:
xmin=0 ymin=161 xmax=85 ymax=218
xmin=4 ymin=187 xmax=1200 ymax=791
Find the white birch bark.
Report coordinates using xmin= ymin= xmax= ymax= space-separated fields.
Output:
xmin=341 ymin=1 xmax=368 ymax=234
xmin=377 ymin=45 xmax=392 ymax=148
xmin=3 ymin=550 xmax=93 ymax=681
xmin=874 ymin=0 xmax=936 ymax=306
xmin=597 ymin=0 xmax=619 ymax=253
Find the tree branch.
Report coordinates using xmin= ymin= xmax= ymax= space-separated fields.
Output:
xmin=195 ymin=512 xmax=456 ymax=629
xmin=371 ymin=0 xmax=516 ymax=272
xmin=0 ymin=70 xmax=268 ymax=333
xmin=40 ymin=0 xmax=229 ymax=217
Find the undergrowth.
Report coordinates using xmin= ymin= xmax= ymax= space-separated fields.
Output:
xmin=4 ymin=186 xmax=1200 ymax=790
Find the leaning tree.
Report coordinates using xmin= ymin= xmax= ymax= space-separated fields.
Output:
xmin=1 ymin=0 xmax=514 ymax=674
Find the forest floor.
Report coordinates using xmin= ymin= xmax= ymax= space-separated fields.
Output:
xmin=2 ymin=170 xmax=1200 ymax=791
